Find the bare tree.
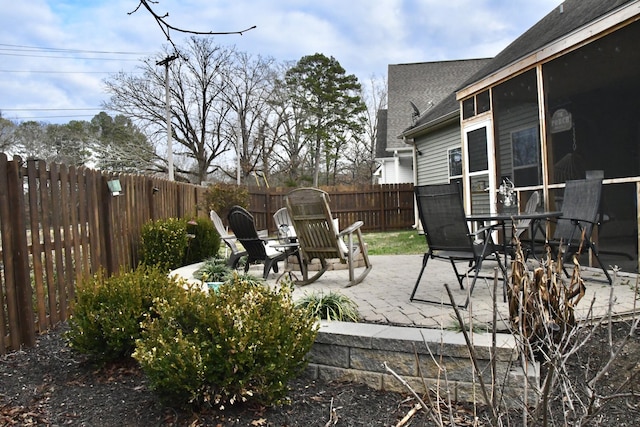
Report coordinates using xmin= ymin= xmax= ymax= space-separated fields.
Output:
xmin=104 ymin=38 xmax=236 ymax=183
xmin=0 ymin=113 xmax=16 ymax=154
xmin=266 ymin=63 xmax=312 ymax=186
xmin=359 ymin=75 xmax=388 ymax=181
xmin=220 ymin=51 xmax=278 ymax=184
xmin=90 ymin=112 xmax=159 ymax=173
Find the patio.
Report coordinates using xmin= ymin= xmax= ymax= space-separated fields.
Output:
xmin=259 ymin=253 xmax=640 ymax=330
xmin=172 ymin=251 xmax=639 ymax=401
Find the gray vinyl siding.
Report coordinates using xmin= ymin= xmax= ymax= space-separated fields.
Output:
xmin=415 ymin=123 xmax=461 ymax=185
xmin=496 ymin=103 xmax=540 ymax=184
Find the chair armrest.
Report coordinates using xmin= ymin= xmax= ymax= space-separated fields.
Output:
xmin=469 ymin=224 xmax=498 ymax=237
xmin=338 ymin=221 xmax=364 ymax=236
xmin=260 ymin=236 xmax=280 ymax=244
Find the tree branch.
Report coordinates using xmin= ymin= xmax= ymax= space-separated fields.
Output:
xmin=130 ymin=0 xmax=256 ymax=51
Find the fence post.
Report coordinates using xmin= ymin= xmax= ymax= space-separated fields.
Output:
xmin=379 ymin=185 xmax=386 ymax=231
xmin=7 ymin=157 xmax=35 ymax=348
xmin=101 ymin=175 xmax=116 ymax=275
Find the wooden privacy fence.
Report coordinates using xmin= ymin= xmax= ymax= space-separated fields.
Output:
xmin=0 ymin=153 xmax=414 ymax=355
xmin=0 ymin=154 xmax=206 ymax=355
xmin=248 ymin=183 xmax=415 ymax=233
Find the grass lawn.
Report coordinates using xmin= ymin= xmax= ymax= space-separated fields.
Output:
xmin=362 ymin=229 xmax=425 ymax=256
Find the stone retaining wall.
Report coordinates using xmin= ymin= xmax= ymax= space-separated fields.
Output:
xmin=304 ymin=321 xmax=539 ymax=408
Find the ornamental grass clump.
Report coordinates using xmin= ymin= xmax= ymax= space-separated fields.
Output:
xmin=65 ymin=265 xmax=185 ymax=363
xmin=133 ymin=275 xmax=319 ymax=408
xmin=295 ymin=291 xmax=360 ymax=322
xmin=193 ymin=256 xmax=233 ymax=283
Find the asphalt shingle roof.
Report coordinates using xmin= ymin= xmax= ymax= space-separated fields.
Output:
xmin=460 ymin=0 xmax=635 ymax=90
xmin=385 ymin=59 xmax=491 ymax=151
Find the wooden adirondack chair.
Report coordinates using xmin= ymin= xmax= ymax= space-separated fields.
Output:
xmin=210 ymin=209 xmax=246 ymax=269
xmin=285 ymin=188 xmax=372 ymax=287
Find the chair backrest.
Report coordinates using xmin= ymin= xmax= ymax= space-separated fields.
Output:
xmin=513 ymin=190 xmax=540 ymax=238
xmin=524 ymin=190 xmax=540 ymax=214
xmin=414 ymin=183 xmax=474 ymax=253
xmin=210 ymin=210 xmax=229 ymax=237
xmin=227 ymin=206 xmax=267 ymax=259
xmin=285 ymin=188 xmax=344 ymax=262
xmin=273 ymin=207 xmax=297 ymax=238
xmin=552 ymin=178 xmax=603 ymax=242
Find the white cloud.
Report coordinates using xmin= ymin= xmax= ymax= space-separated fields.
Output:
xmin=0 ymin=0 xmax=563 ymax=123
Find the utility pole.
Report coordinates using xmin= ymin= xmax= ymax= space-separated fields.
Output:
xmin=237 ymin=122 xmax=241 ymax=185
xmin=157 ymin=54 xmax=179 ymax=181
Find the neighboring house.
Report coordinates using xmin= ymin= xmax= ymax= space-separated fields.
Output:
xmin=374 ymin=59 xmax=490 ymax=184
xmin=404 ymin=0 xmax=640 ymax=268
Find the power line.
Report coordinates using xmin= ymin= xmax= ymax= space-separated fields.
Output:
xmin=6 ymin=114 xmax=103 ymax=120
xmin=0 ymin=52 xmax=141 ymax=61
xmin=2 ymin=108 xmax=103 ymax=111
xmin=0 ymin=43 xmax=149 ymax=55
xmin=0 ymin=69 xmax=139 ymax=74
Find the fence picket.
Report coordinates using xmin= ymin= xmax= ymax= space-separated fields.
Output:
xmin=0 ymin=153 xmax=18 ymax=351
xmin=26 ymin=160 xmax=46 ymax=332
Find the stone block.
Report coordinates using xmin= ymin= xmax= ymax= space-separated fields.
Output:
xmin=308 ymin=342 xmax=350 ymax=368
xmin=350 ymin=347 xmax=417 ymax=376
xmin=317 ymin=366 xmax=383 ymax=390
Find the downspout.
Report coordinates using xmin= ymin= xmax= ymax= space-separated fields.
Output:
xmin=403 ymin=136 xmax=420 ymax=230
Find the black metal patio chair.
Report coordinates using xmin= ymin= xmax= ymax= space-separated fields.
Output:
xmin=549 ymin=178 xmax=612 ymax=285
xmin=227 ymin=206 xmax=287 ymax=279
xmin=410 ymin=182 xmax=507 ymax=308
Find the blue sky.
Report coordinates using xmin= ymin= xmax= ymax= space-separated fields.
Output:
xmin=1 ymin=0 xmax=563 ymax=123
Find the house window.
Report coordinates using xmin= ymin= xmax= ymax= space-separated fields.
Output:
xmin=511 ymin=127 xmax=540 ymax=186
xmin=467 ymin=128 xmax=488 ymax=173
xmin=462 ymin=90 xmax=491 ymax=119
xmin=462 ymin=98 xmax=475 ymax=120
xmin=476 ymin=91 xmax=491 ymax=114
xmin=448 ymin=147 xmax=463 ymax=179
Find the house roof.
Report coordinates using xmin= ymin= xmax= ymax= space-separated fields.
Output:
xmin=458 ymin=0 xmax=636 ymax=96
xmin=384 ymin=59 xmax=491 ymax=152
xmin=401 ymin=92 xmax=460 ymax=139
xmin=375 ymin=109 xmax=388 ymax=158
xmin=402 ymin=0 xmax=638 ymax=141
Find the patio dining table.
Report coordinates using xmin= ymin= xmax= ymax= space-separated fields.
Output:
xmin=467 ymin=211 xmax=563 ymax=261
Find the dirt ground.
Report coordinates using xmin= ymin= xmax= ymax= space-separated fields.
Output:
xmin=1 ymin=321 xmax=639 ymax=426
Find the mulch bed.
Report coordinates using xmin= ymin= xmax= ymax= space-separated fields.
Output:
xmin=1 ymin=322 xmax=639 ymax=426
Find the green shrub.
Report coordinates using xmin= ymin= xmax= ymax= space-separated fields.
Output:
xmin=295 ymin=291 xmax=360 ymax=322
xmin=139 ymin=217 xmax=189 ymax=271
xmin=184 ymin=217 xmax=221 ymax=265
xmin=193 ymin=256 xmax=233 ymax=282
xmin=133 ymin=276 xmax=318 ymax=408
xmin=200 ymin=183 xmax=250 ymax=223
xmin=65 ymin=265 xmax=184 ymax=362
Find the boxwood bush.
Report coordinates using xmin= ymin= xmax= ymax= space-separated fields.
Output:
xmin=139 ymin=217 xmax=189 ymax=271
xmin=65 ymin=265 xmax=184 ymax=362
xmin=184 ymin=217 xmax=221 ymax=265
xmin=133 ymin=276 xmax=319 ymax=408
